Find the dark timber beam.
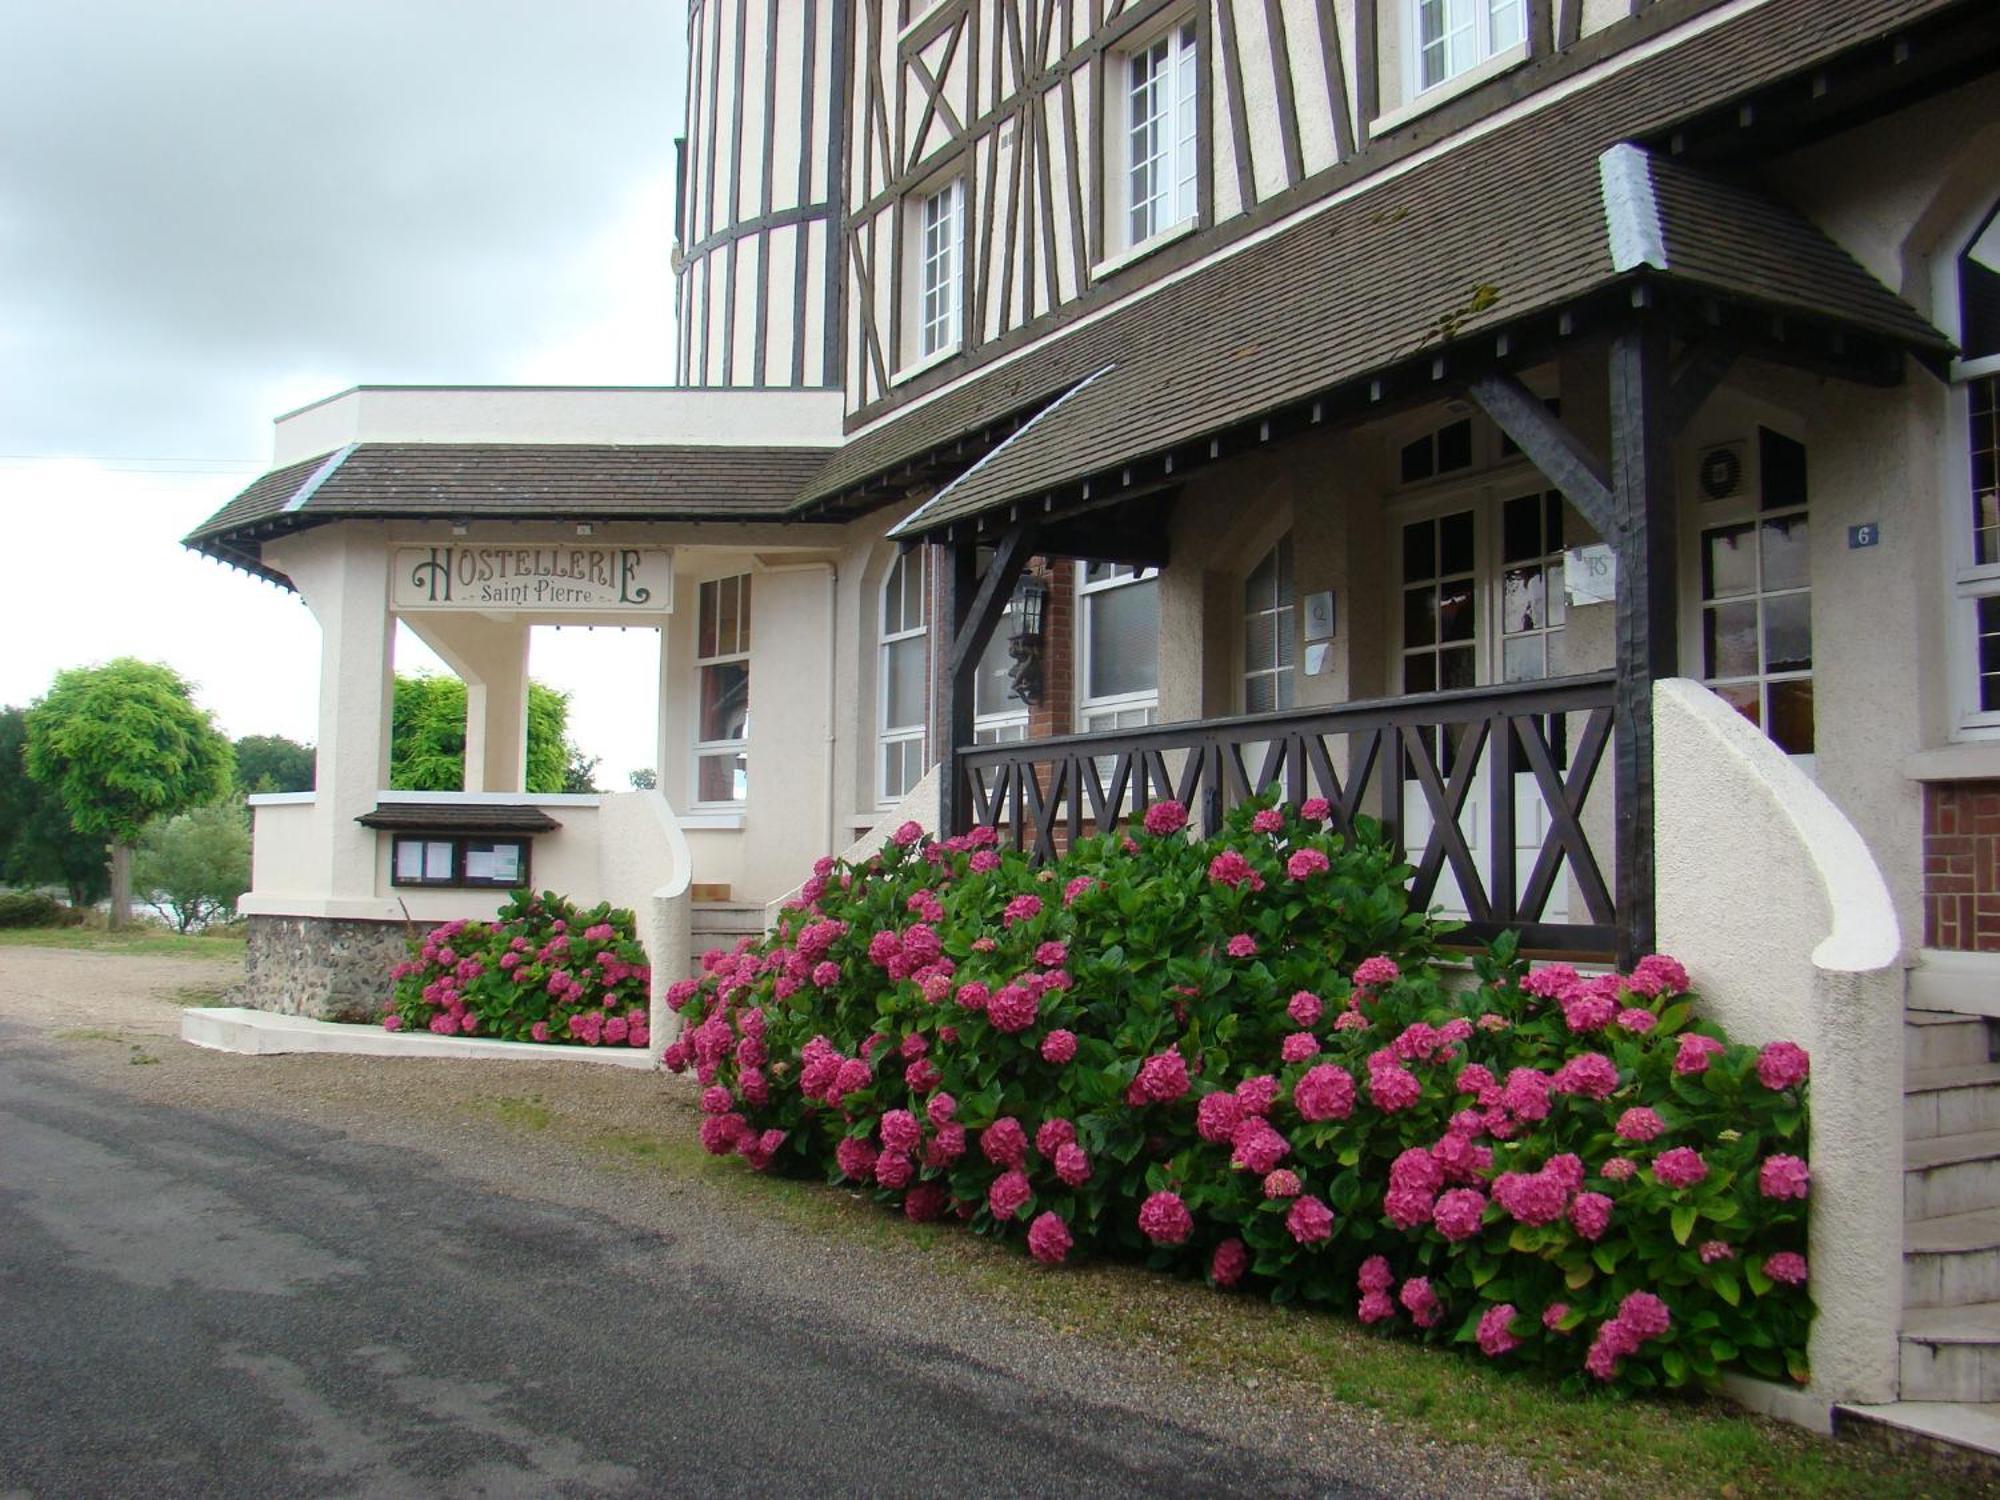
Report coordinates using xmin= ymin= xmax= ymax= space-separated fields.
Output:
xmin=1608 ymin=317 xmax=1675 ymax=965
xmin=1665 ymin=343 xmax=1736 ymax=436
xmin=1465 ymin=370 xmax=1616 ymax=538
xmin=937 ymin=523 xmax=1038 ymax=835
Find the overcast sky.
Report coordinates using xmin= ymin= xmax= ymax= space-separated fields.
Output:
xmin=0 ymin=0 xmax=688 ymax=784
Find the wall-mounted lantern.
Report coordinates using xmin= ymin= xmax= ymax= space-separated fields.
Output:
xmin=1006 ymin=575 xmax=1049 ymax=707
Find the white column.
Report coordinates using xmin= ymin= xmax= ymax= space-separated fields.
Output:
xmin=401 ymin=613 xmax=533 ymax=792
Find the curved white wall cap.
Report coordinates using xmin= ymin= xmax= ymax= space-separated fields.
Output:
xmin=1656 ymin=678 xmax=1900 ymax=974
xmin=635 ymin=788 xmax=695 ymax=902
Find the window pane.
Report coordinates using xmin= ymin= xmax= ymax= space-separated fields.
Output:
xmin=1760 ymin=515 xmax=1809 ymax=592
xmin=1501 ymin=565 xmax=1545 ymax=634
xmin=1437 ymin=581 xmax=1475 ymax=643
xmin=1403 ymin=588 xmax=1436 ymax=648
xmin=1245 ymin=674 xmax=1275 ymax=714
xmin=1763 ymin=593 xmax=1812 ymax=674
xmin=1401 ymin=436 xmax=1434 ymax=485
xmin=1704 ymin=601 xmax=1759 ymax=679
xmin=1973 ymin=376 xmax=2000 ymax=566
xmin=698 ymin=578 xmax=718 ymax=658
xmin=1404 ymin=653 xmax=1437 ymax=694
xmin=1502 ymin=634 xmax=1546 ymax=683
xmin=1766 ymin=679 xmax=1815 ymax=755
xmin=884 ymin=635 xmax=927 ymax=729
xmin=698 ymin=751 xmax=746 ymax=804
xmin=1402 ymin=519 xmax=1436 ymax=583
xmin=1715 ymin=680 xmax=1761 ymax=728
xmin=1702 ymin=524 xmax=1756 ymax=600
xmin=1244 ymin=610 xmax=1276 ymax=674
xmin=1502 ymin=492 xmax=1540 ymax=564
xmin=1759 ymin=428 xmax=1809 ymax=511
xmin=426 ymin=841 xmax=454 ymax=879
xmin=1087 ymin=577 xmax=1159 ymax=699
xmin=1980 ymin=597 xmax=2000 ymax=712
xmin=1440 ymin=647 xmax=1476 ymax=691
xmin=1436 ymin=419 xmax=1473 ymax=473
xmin=465 ymin=841 xmax=523 ymax=884
xmin=1439 ymin=511 xmax=1475 ymax=575
xmin=699 ymin=660 xmax=750 ymax=742
xmin=395 ymin=839 xmax=426 ymax=881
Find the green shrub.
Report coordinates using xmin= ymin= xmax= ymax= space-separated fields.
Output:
xmin=664 ymin=798 xmax=1814 ymax=1395
xmin=0 ymin=891 xmax=66 ymax=928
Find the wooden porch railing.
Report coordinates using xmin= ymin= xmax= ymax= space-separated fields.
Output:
xmin=956 ymin=671 xmax=1622 ymax=958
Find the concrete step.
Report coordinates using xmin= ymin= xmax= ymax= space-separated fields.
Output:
xmin=1908 ymin=1009 xmax=1996 ymax=1073
xmin=691 ymin=902 xmax=768 ymax=935
xmin=1835 ymin=1400 xmax=2000 ymax=1471
xmin=1906 ymin=1130 xmax=2000 ymax=1220
xmin=1901 ymin=1302 xmax=2000 ymax=1402
xmin=1907 ymin=1209 xmax=2000 ymax=1309
xmin=1907 ymin=1064 xmax=2000 ymax=1142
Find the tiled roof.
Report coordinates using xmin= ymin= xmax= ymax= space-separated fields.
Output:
xmin=185 ymin=443 xmax=838 ymax=581
xmin=356 ymin=802 xmax=562 ymax=833
xmin=847 ymin=0 xmax=1966 ymax=537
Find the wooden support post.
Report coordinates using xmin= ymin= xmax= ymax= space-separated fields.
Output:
xmin=937 ymin=523 xmax=1038 ymax=836
xmin=1609 ymin=318 xmax=1675 ymax=965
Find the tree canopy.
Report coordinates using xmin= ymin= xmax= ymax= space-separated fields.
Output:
xmin=24 ymin=659 xmax=235 ymax=847
xmin=0 ymin=706 xmax=108 ymax=905
xmin=135 ymin=802 xmax=250 ymax=932
xmin=390 ymin=674 xmax=595 ymax=794
xmin=233 ymin=733 xmax=315 ymax=795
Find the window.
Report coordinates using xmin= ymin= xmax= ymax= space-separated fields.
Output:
xmin=1952 ymin=202 xmax=2000 ymax=729
xmin=1697 ymin=429 xmax=1813 ymax=755
xmin=1411 ymin=0 xmax=1525 ymax=95
xmin=391 ymin=836 xmax=530 ymax=890
xmin=879 ymin=551 xmax=929 ymax=802
xmin=1399 ymin=509 xmax=1478 ymax=696
xmin=1243 ymin=535 xmax=1296 ymax=713
xmin=1498 ymin=490 xmax=1566 ymax=682
xmin=1079 ymin=563 xmax=1160 ymax=730
xmin=917 ymin=178 xmax=963 ymax=359
xmin=1124 ymin=21 xmax=1198 ymax=248
xmin=1400 ymin=417 xmax=1476 ymax=485
xmin=695 ymin=573 xmax=751 ymax=804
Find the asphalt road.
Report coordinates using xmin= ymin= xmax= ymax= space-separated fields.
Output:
xmin=0 ymin=1026 xmax=1380 ymax=1500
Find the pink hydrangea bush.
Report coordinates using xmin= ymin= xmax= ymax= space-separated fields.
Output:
xmin=664 ymin=799 xmax=1813 ymax=1394
xmin=384 ymin=890 xmax=651 ymax=1048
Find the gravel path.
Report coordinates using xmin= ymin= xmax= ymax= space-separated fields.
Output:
xmin=0 ymin=946 xmax=1550 ymax=1498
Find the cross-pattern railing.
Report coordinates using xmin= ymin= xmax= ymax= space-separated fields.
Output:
xmin=956 ymin=671 xmax=1622 ymax=957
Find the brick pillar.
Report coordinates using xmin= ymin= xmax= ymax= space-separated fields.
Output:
xmin=1922 ymin=781 xmax=2000 ymax=951
xmin=1029 ymin=558 xmax=1074 ymax=739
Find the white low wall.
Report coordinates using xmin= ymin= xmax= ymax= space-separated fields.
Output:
xmin=246 ymin=789 xmax=692 ymax=1060
xmin=1654 ymin=678 xmax=1905 ymax=1407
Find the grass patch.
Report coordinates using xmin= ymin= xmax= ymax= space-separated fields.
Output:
xmin=54 ymin=1027 xmax=130 ymax=1042
xmin=466 ymin=1088 xmax=1984 ymax=1496
xmin=0 ymin=926 xmax=247 ymax=959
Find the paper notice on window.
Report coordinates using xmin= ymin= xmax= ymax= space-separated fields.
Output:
xmin=465 ymin=843 xmax=521 ymax=883
xmin=1564 ymin=544 xmax=1616 ymax=606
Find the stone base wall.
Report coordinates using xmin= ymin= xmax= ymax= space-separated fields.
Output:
xmin=244 ymin=914 xmax=414 ymax=1023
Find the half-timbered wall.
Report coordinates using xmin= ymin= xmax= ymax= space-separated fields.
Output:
xmin=839 ymin=0 xmax=1649 ymax=414
xmin=677 ymin=0 xmax=845 ymax=388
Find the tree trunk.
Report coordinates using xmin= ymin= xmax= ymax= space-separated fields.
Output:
xmin=108 ymin=843 xmax=132 ymax=929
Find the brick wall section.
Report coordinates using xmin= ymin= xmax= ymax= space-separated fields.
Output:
xmin=1923 ymin=781 xmax=2000 ymax=951
xmin=1029 ymin=558 xmax=1076 ymax=740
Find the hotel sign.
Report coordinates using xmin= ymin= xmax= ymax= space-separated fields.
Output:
xmin=392 ymin=545 xmax=675 ymax=613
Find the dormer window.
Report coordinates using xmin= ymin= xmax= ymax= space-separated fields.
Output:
xmin=1412 ymin=0 xmax=1525 ymax=95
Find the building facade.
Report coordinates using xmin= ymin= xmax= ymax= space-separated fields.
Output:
xmin=190 ymin=0 xmax=2000 ymax=1422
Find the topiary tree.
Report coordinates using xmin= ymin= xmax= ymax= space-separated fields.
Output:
xmin=24 ymin=659 xmax=235 ymax=927
xmin=135 ymin=802 xmax=251 ymax=932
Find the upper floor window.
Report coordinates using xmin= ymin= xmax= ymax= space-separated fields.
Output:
xmin=1125 ymin=21 xmax=1197 ymax=248
xmin=1079 ymin=563 xmax=1160 ymax=730
xmin=695 ymin=573 xmax=751 ymax=805
xmin=1243 ymin=535 xmax=1296 ymax=713
xmin=879 ymin=551 xmax=929 ymax=802
xmin=1411 ymin=0 xmax=1525 ymax=95
xmin=918 ymin=178 xmax=963 ymax=360
xmin=1950 ymin=201 xmax=2000 ymax=731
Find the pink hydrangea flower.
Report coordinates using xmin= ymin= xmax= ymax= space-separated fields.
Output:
xmin=1002 ymin=894 xmax=1043 ymax=927
xmin=904 ymin=1058 xmax=941 ymax=1092
xmin=1675 ymin=1033 xmax=1726 ymax=1075
xmin=981 ymin=1117 xmax=1029 ymax=1168
xmin=1477 ymin=1304 xmax=1521 ymax=1358
xmin=1210 ymin=1237 xmax=1250 ymax=1289
xmin=1287 ymin=991 xmax=1324 ymax=1027
xmin=1432 ymin=1188 xmax=1488 ymax=1242
xmin=1456 ymin=1064 xmax=1496 ymax=1096
xmin=1026 ymin=1210 xmax=1072 ymax=1264
xmin=880 ymin=1109 xmax=922 ymax=1153
xmin=1619 ymin=1291 xmax=1671 ymax=1340
xmin=1501 ymin=1067 xmax=1552 ymax=1122
xmin=1235 ymin=1075 xmax=1280 ymax=1116
xmin=988 ymin=1169 xmax=1032 ymax=1220
xmin=1764 ymin=1251 xmax=1809 ymax=1286
xmin=1332 ymin=1011 xmax=1370 ymax=1032
xmin=1367 ymin=1063 xmax=1422 ymax=1113
xmin=1353 ymin=956 xmax=1400 ymax=988
xmin=1287 ymin=1195 xmax=1336 ymax=1245
xmin=1615 ymin=1007 xmax=1657 ymax=1034
xmin=904 ymin=1183 xmax=948 ymax=1222
xmin=1197 ymin=1090 xmax=1242 ymax=1142
xmin=1759 ymin=1154 xmax=1810 ymax=1200
xmin=987 ymin=985 xmax=1040 ymax=1033
xmin=1138 ymin=1190 xmax=1194 ymax=1245
xmin=1040 ymin=1028 xmax=1078 ymax=1064
xmin=1231 ymin=1122 xmax=1290 ymax=1175
xmin=834 ymin=1137 xmax=878 ymax=1182
xmin=874 ymin=1151 xmax=914 ymax=1190
xmin=924 ymin=1124 xmax=966 ymax=1168
xmin=1063 ymin=875 xmax=1095 ymax=905
xmin=1653 ymin=1147 xmax=1709 ymax=1189
xmin=1492 ymin=1170 xmax=1568 ymax=1227
xmin=1226 ymin=933 xmax=1259 ymax=959
xmin=1552 ymin=1052 xmax=1619 ymax=1099
xmin=1034 ymin=940 xmax=1069 ymax=968
xmin=1293 ymin=1064 xmax=1356 ymax=1122
xmin=1262 ymin=1168 xmax=1302 ymax=1199
xmin=926 ymin=1092 xmax=957 ymax=1126
xmin=1136 ymin=1050 xmax=1190 ymax=1104
xmin=1562 ymin=994 xmax=1617 ymax=1032
xmin=1286 ymin=848 xmax=1331 ymax=881
xmin=969 ymin=850 xmax=1001 ymax=873
xmin=1699 ymin=1240 xmax=1736 ymax=1264
xmin=1614 ymin=1107 xmax=1664 ymax=1143
xmin=1399 ymin=1276 xmax=1441 ymax=1328
xmin=382 ymin=1013 xmax=405 ymax=1032
xmin=1585 ymin=1319 xmax=1635 ymax=1381
xmin=1632 ymin=953 xmax=1689 ymax=995
xmin=1385 ymin=1187 xmax=1437 ymax=1230
xmin=1034 ymin=1118 xmax=1076 ymax=1157
xmin=1756 ymin=1041 xmax=1810 ymax=1091
xmin=1358 ymin=1290 xmax=1396 ymax=1324
xmin=891 ymin=819 xmax=924 ymax=846
xmin=1142 ymin=801 xmax=1189 ymax=836
xmin=700 ymin=1085 xmax=733 ymax=1115
xmin=1281 ymin=1032 xmax=1322 ymax=1063
xmin=1055 ymin=1142 xmax=1091 ymax=1187
xmin=1569 ymin=1191 xmax=1613 ymax=1241
xmin=1359 ymin=1256 xmax=1395 ymax=1293
xmin=1208 ymin=850 xmax=1265 ymax=891
xmin=1542 ymin=1302 xmax=1570 ymax=1331
xmin=1601 ymin=1156 xmax=1637 ymax=1181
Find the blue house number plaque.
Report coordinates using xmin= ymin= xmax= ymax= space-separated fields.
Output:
xmin=1848 ymin=523 xmax=1880 ymax=549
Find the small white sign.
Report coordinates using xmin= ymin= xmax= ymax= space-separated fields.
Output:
xmin=1304 ymin=642 xmax=1332 ymax=677
xmin=1303 ymin=590 xmax=1335 ymax=641
xmin=392 ymin=544 xmax=675 ymax=613
xmin=1564 ymin=544 xmax=1616 ymax=606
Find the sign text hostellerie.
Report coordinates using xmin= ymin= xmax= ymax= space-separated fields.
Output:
xmin=393 ymin=545 xmax=673 ymax=612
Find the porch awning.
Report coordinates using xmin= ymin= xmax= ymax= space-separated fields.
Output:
xmin=186 ymin=442 xmax=836 ymax=587
xmin=815 ymin=0 xmax=1973 ymax=539
xmin=355 ymin=803 xmax=562 ymax=835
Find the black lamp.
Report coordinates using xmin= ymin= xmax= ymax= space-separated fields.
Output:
xmin=1006 ymin=576 xmax=1050 ymax=706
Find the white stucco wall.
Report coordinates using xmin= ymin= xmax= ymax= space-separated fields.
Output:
xmin=1654 ymin=677 xmax=1904 ymax=1406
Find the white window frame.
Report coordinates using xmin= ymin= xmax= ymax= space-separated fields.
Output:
xmin=1942 ymin=197 xmax=2000 ymax=739
xmin=693 ymin=572 xmax=752 ymax=808
xmin=1242 ymin=533 xmax=1297 ymax=715
xmin=1121 ymin=19 xmax=1198 ymax=253
xmin=878 ymin=550 xmax=929 ymax=805
xmin=1408 ymin=0 xmax=1526 ymax=98
xmin=1078 ymin=563 xmax=1161 ymax=731
xmin=917 ymin=177 xmax=963 ymax=361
